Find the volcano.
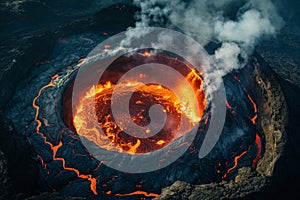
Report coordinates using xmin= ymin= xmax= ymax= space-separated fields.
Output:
xmin=0 ymin=2 xmax=295 ymax=200
xmin=2 ymin=34 xmax=284 ymax=199
xmin=63 ymin=52 xmax=206 ymax=154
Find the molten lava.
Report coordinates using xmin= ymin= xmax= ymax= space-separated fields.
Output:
xmin=252 ymin=134 xmax=262 ymax=169
xmin=222 ymin=149 xmax=249 ymax=181
xmin=247 ymin=94 xmax=258 ymax=124
xmin=114 ymin=190 xmax=159 ymax=198
xmin=72 ymin=53 xmax=206 ymax=154
xmin=220 ymin=73 xmax=262 ymax=181
xmin=33 ymin=74 xmax=98 ymax=195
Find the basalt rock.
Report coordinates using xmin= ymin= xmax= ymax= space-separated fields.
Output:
xmin=0 ymin=113 xmax=39 ymax=196
xmin=0 ymin=3 xmax=138 ymax=108
xmin=257 ymin=26 xmax=300 ymax=87
xmin=0 ymin=3 xmax=291 ymax=200
xmin=24 ymin=193 xmax=86 ymax=200
xmin=155 ymin=52 xmax=287 ymax=200
xmin=0 ymin=149 xmax=15 ymax=200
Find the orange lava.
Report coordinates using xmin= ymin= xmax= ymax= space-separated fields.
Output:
xmin=73 ymin=61 xmax=206 ymax=154
xmin=138 ymin=51 xmax=151 ymax=57
xmin=252 ymin=134 xmax=262 ymax=169
xmin=222 ymin=150 xmax=248 ymax=180
xmin=52 ymin=141 xmax=98 ymax=195
xmin=204 ymin=116 xmax=209 ymax=125
xmin=225 ymin=100 xmax=232 ymax=109
xmin=221 ymin=73 xmax=262 ymax=179
xmin=33 ymin=74 xmax=98 ymax=195
xmin=114 ymin=190 xmax=159 ymax=198
xmin=247 ymin=94 xmax=258 ymax=124
xmin=231 ymin=73 xmax=258 ymax=124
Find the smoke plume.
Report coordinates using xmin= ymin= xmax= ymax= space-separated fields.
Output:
xmin=129 ymin=0 xmax=284 ymax=94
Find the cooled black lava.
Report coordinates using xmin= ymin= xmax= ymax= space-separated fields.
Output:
xmin=6 ymin=34 xmax=263 ymax=199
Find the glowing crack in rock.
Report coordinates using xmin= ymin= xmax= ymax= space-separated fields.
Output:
xmin=33 ymin=74 xmax=98 ymax=195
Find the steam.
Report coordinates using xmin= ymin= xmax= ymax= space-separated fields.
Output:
xmin=129 ymin=0 xmax=284 ymax=94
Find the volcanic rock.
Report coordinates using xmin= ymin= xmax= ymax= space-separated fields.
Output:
xmin=0 ymin=2 xmax=294 ymax=200
xmin=24 ymin=193 xmax=86 ymax=200
xmin=0 ymin=149 xmax=15 ymax=200
xmin=257 ymin=26 xmax=300 ymax=87
xmin=154 ymin=52 xmax=287 ymax=200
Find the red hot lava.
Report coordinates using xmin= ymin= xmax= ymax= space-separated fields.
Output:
xmin=33 ymin=74 xmax=98 ymax=195
xmin=220 ymin=73 xmax=262 ymax=181
xmin=69 ymin=53 xmax=206 ymax=154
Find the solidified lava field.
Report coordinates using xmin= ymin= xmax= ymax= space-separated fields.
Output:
xmin=5 ymin=32 xmax=262 ymax=199
xmin=0 ymin=1 xmax=299 ymax=200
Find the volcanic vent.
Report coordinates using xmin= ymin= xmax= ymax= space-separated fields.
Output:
xmin=1 ymin=16 xmax=286 ymax=200
xmin=63 ymin=51 xmax=206 ymax=155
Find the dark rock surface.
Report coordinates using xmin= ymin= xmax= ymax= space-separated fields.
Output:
xmin=156 ymin=168 xmax=266 ymax=200
xmin=4 ymin=30 xmax=264 ymax=198
xmin=256 ymin=0 xmax=300 ymax=87
xmin=0 ymin=149 xmax=15 ymax=200
xmin=0 ymin=3 xmax=140 ymax=199
xmin=0 ymin=1 xmax=299 ymax=200
xmin=0 ymin=0 xmax=130 ymax=40
xmin=0 ymin=32 xmax=56 ymax=107
xmin=24 ymin=193 xmax=86 ymax=200
xmin=0 ymin=2 xmax=138 ymax=108
xmin=154 ymin=53 xmax=288 ymax=200
xmin=0 ymin=113 xmax=39 ymax=196
xmin=257 ymin=26 xmax=300 ymax=87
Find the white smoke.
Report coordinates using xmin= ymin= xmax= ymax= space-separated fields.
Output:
xmin=130 ymin=0 xmax=284 ymax=95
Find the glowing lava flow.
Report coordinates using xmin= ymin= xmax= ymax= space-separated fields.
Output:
xmin=247 ymin=94 xmax=258 ymax=124
xmin=222 ymin=150 xmax=248 ymax=180
xmin=221 ymin=73 xmax=262 ymax=181
xmin=222 ymin=73 xmax=261 ymax=181
xmin=73 ymin=65 xmax=206 ymax=154
xmin=230 ymin=72 xmax=258 ymax=125
xmin=252 ymin=134 xmax=262 ymax=169
xmin=33 ymin=74 xmax=98 ymax=195
xmin=114 ymin=191 xmax=159 ymax=198
xmin=247 ymin=93 xmax=262 ymax=169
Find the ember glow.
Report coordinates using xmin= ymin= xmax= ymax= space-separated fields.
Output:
xmin=25 ymin=48 xmax=264 ymax=197
xmin=247 ymin=94 xmax=258 ymax=124
xmin=33 ymin=74 xmax=98 ymax=195
xmin=72 ymin=53 xmax=206 ymax=154
xmin=222 ymin=149 xmax=249 ymax=180
xmin=219 ymin=73 xmax=262 ymax=181
xmin=114 ymin=190 xmax=159 ymax=198
xmin=252 ymin=134 xmax=262 ymax=169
